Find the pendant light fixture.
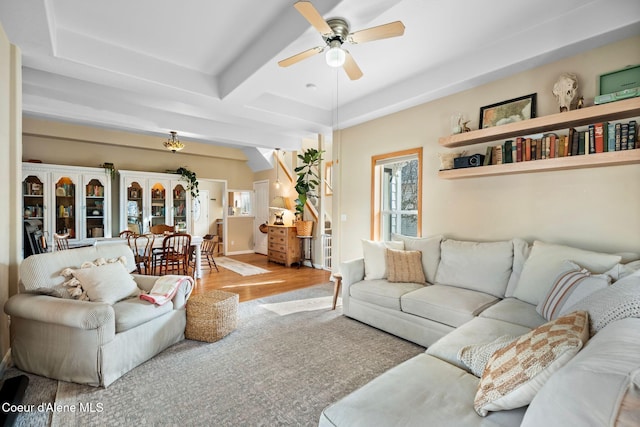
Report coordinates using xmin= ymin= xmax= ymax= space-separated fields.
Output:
xmin=163 ymin=131 xmax=185 ymax=153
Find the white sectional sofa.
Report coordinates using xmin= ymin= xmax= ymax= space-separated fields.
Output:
xmin=4 ymin=244 xmax=193 ymax=387
xmin=320 ymin=236 xmax=640 ymax=426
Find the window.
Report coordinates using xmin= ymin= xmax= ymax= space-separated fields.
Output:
xmin=371 ymin=148 xmax=422 ymax=241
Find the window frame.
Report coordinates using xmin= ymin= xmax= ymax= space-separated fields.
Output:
xmin=370 ymin=147 xmax=422 ymax=240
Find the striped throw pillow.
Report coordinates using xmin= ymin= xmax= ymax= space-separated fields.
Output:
xmin=537 ymin=260 xmax=611 ymax=320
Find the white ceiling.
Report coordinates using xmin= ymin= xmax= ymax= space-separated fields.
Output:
xmin=1 ymin=0 xmax=639 ymax=154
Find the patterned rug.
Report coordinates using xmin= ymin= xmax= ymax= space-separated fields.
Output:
xmin=214 ymin=256 xmax=270 ymax=276
xmin=5 ymin=283 xmax=425 ymax=426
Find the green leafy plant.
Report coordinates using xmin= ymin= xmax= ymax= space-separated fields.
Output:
xmin=176 ymin=166 xmax=199 ymax=199
xmin=294 ymin=148 xmax=324 ymax=217
xmin=100 ymin=162 xmax=117 ymax=179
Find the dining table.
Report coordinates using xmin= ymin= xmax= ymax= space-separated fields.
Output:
xmin=94 ymin=234 xmax=204 ymax=278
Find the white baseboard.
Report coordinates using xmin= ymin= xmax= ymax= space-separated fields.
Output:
xmin=225 ymin=250 xmax=255 ymax=256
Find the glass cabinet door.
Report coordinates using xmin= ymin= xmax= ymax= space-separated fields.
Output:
xmin=127 ymin=182 xmax=144 ymax=234
xmin=23 ymin=175 xmax=45 ymax=223
xmin=85 ymin=178 xmax=106 ymax=238
xmin=55 ymin=176 xmax=78 ymax=238
xmin=172 ymin=184 xmax=187 ymax=231
xmin=150 ymin=182 xmax=167 ymax=227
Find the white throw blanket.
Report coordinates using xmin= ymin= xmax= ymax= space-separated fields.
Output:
xmin=140 ymin=275 xmax=194 ymax=306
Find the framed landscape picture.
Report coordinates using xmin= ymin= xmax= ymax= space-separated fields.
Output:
xmin=479 ymin=93 xmax=536 ymax=129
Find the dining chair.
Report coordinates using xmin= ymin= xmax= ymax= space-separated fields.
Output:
xmin=119 ymin=230 xmax=136 ymax=239
xmin=150 ymin=224 xmax=175 ymax=235
xmin=53 ymin=233 xmax=70 ymax=250
xmin=193 ymin=234 xmax=219 ymax=272
xmin=158 ymin=233 xmax=191 ymax=276
xmin=131 ymin=234 xmax=155 ymax=275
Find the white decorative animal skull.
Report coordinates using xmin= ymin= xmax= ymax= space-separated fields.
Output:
xmin=552 ymin=73 xmax=578 ymax=112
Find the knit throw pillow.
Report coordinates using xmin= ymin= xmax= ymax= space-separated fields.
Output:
xmin=474 ymin=311 xmax=589 ymax=416
xmin=537 ymin=260 xmax=611 ymax=320
xmin=385 ymin=248 xmax=426 ymax=285
xmin=458 ymin=335 xmax=517 ymax=377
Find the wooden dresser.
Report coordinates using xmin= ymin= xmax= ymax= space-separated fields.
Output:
xmin=267 ymin=225 xmax=300 ymax=267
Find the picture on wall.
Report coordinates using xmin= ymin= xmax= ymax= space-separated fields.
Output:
xmin=479 ymin=93 xmax=537 ymax=129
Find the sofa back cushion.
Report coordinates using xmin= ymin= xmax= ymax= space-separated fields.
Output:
xmin=512 ymin=241 xmax=621 ymax=305
xmin=434 ymin=239 xmax=514 ymax=298
xmin=20 ymin=243 xmax=136 ymax=296
xmin=391 ymin=234 xmax=442 ymax=284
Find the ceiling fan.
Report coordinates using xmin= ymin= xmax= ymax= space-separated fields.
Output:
xmin=278 ymin=1 xmax=405 ymax=80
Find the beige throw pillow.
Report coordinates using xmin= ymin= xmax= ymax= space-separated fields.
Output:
xmin=72 ymin=262 xmax=140 ymax=305
xmin=474 ymin=311 xmax=589 ymax=416
xmin=385 ymin=248 xmax=426 ymax=285
xmin=362 ymin=240 xmax=404 ymax=280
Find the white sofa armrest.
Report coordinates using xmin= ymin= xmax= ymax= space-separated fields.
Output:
xmin=340 ymin=258 xmax=365 ymax=288
xmin=131 ymin=274 xmax=192 ymax=310
xmin=4 ymin=294 xmax=114 ymax=330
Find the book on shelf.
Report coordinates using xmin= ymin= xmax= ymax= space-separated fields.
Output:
xmin=621 ymin=123 xmax=629 ymax=150
xmin=629 ymin=120 xmax=637 ymax=150
xmin=516 ymin=138 xmax=523 ymax=162
xmin=525 ymin=138 xmax=532 ymax=161
xmin=593 ymin=123 xmax=606 ymax=153
xmin=483 ymin=146 xmax=492 ymax=166
xmin=578 ymin=131 xmax=586 ymax=155
xmin=607 ymin=123 xmax=616 ymax=152
xmin=503 ymin=140 xmax=513 ymax=163
xmin=494 ymin=145 xmax=503 ymax=165
xmin=615 ymin=123 xmax=622 ymax=151
xmin=588 ymin=124 xmax=596 ymax=154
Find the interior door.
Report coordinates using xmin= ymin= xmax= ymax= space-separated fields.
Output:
xmin=253 ymin=180 xmax=269 ymax=255
xmin=193 ymin=190 xmax=210 ymax=237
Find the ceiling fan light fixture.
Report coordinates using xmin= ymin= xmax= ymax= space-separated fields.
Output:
xmin=325 ymin=40 xmax=346 ymax=67
xmin=163 ymin=131 xmax=185 ymax=153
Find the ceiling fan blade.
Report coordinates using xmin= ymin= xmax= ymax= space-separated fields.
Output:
xmin=278 ymin=46 xmax=324 ymax=68
xmin=294 ymin=1 xmax=333 ymax=36
xmin=343 ymin=51 xmax=363 ymax=80
xmin=347 ymin=21 xmax=405 ymax=44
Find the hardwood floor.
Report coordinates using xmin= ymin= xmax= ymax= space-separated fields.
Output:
xmin=192 ymin=253 xmax=332 ymax=302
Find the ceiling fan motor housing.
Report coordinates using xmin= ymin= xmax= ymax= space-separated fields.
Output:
xmin=323 ymin=18 xmax=350 ymax=46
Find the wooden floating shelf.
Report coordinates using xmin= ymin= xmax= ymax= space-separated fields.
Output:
xmin=438 ymin=149 xmax=640 ymax=179
xmin=439 ymin=98 xmax=640 ymax=148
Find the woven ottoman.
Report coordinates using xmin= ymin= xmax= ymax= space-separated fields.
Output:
xmin=186 ymin=290 xmax=238 ymax=342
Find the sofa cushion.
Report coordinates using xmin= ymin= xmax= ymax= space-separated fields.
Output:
xmin=435 ymin=239 xmax=513 ymax=298
xmin=479 ymin=298 xmax=546 ymax=329
xmin=71 ymin=262 xmax=141 ymax=305
xmin=361 ymin=240 xmax=404 ymax=280
xmin=512 ymin=241 xmax=621 ymax=305
xmin=391 ymin=234 xmax=442 ymax=283
xmin=401 ymin=285 xmax=498 ymax=328
xmin=386 ymin=248 xmax=426 ymax=284
xmin=113 ymin=296 xmax=173 ymax=333
xmin=349 ymin=280 xmax=423 ymax=311
xmin=474 ymin=311 xmax=590 ymax=416
xmin=427 ymin=317 xmax=531 ymax=371
xmin=522 ymin=317 xmax=640 ymax=427
xmin=319 ymin=353 xmax=527 ymax=427
xmin=536 ymin=260 xmax=611 ymax=320
xmin=505 ymin=238 xmax=531 ymax=297
xmin=563 ymin=269 xmax=640 ymax=336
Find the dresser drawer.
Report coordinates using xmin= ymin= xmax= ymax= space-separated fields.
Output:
xmin=268 ymin=250 xmax=287 ymax=263
xmin=268 ymin=227 xmax=287 ymax=237
xmin=268 ymin=242 xmax=286 ymax=252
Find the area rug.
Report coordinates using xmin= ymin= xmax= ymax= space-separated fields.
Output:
xmin=5 ymin=283 xmax=424 ymax=426
xmin=214 ymin=256 xmax=271 ymax=276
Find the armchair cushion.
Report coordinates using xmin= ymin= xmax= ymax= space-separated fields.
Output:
xmin=113 ymin=297 xmax=173 ymax=333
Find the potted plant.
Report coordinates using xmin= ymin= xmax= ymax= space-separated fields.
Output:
xmin=176 ymin=166 xmax=199 ymax=199
xmin=294 ymin=148 xmax=323 ymax=236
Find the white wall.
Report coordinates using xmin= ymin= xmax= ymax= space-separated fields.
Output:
xmin=0 ymin=23 xmax=21 ymax=359
xmin=336 ymin=36 xmax=640 ymax=264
